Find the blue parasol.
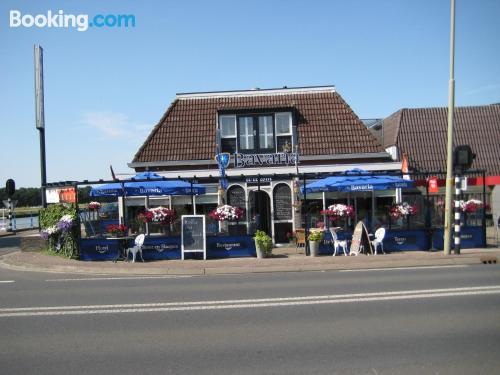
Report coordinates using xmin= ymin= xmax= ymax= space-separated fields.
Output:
xmin=90 ymin=172 xmax=206 ymax=197
xmin=301 ymin=169 xmax=414 ymax=194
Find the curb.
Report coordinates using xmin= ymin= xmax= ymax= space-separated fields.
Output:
xmin=0 ymin=250 xmax=492 ymax=277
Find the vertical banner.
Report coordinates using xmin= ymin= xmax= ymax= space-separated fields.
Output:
xmin=215 ymin=153 xmax=230 ymax=190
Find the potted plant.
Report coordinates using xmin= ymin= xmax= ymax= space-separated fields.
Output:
xmin=141 ymin=207 xmax=177 ymax=234
xmin=106 ymin=224 xmax=128 ymax=237
xmin=209 ymin=204 xmax=245 ymax=235
xmin=321 ymin=204 xmax=354 ymax=229
xmin=286 ymin=231 xmax=296 ymax=245
xmin=459 ymin=199 xmax=483 ymax=226
xmin=253 ymin=230 xmax=273 ymax=258
xmin=308 ymin=229 xmax=324 ymax=257
xmin=389 ymin=201 xmax=417 ymax=229
xmin=87 ymin=201 xmax=101 ymax=211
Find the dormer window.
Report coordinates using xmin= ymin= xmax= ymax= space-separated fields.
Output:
xmin=219 ymin=115 xmax=237 ymax=153
xmin=219 ymin=112 xmax=293 ymax=154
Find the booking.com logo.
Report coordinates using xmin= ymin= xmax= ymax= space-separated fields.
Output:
xmin=9 ymin=10 xmax=135 ymax=32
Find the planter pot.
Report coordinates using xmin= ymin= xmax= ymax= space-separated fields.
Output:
xmin=255 ymin=240 xmax=264 ymax=259
xmin=309 ymin=240 xmax=320 ymax=257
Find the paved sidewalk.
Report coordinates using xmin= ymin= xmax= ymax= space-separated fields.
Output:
xmin=1 ymin=229 xmax=498 ymax=276
xmin=1 ymin=233 xmax=499 ymax=276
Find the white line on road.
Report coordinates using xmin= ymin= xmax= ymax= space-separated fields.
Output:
xmin=1 ymin=285 xmax=499 ymax=318
xmin=45 ymin=275 xmax=194 ymax=282
xmin=0 ymin=280 xmax=15 ymax=283
xmin=339 ymin=265 xmax=469 ymax=272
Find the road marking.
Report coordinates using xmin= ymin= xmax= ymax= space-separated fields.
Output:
xmin=0 ymin=280 xmax=15 ymax=284
xmin=1 ymin=285 xmax=499 ymax=318
xmin=45 ymin=275 xmax=194 ymax=282
xmin=339 ymin=265 xmax=469 ymax=272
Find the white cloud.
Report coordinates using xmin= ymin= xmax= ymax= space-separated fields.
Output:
xmin=81 ymin=111 xmax=150 ymax=139
xmin=464 ymin=83 xmax=500 ymax=96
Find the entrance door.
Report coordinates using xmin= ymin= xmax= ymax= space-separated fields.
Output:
xmin=249 ymin=190 xmax=271 ymax=235
xmin=355 ymin=196 xmax=372 ymax=231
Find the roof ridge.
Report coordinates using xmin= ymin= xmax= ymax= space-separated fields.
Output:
xmin=399 ymin=104 xmax=499 ymax=111
xmin=176 ymin=85 xmax=336 ymax=99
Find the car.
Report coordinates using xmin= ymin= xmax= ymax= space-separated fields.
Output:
xmin=98 ymin=202 xmax=119 ymax=219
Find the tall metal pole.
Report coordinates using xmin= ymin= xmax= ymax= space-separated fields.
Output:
xmin=34 ymin=44 xmax=47 ymax=208
xmin=443 ymin=0 xmax=456 ymax=255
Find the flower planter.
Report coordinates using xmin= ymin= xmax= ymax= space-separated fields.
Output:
xmin=309 ymin=240 xmax=320 ymax=257
xmin=255 ymin=240 xmax=265 ymax=259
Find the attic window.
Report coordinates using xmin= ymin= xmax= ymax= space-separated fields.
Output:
xmin=218 ymin=112 xmax=293 ymax=154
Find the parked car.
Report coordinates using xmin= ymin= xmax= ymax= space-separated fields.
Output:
xmin=98 ymin=202 xmax=118 ymax=219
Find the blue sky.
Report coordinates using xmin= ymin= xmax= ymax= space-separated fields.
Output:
xmin=1 ymin=0 xmax=499 ymax=188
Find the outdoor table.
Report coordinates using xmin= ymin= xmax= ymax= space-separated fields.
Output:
xmin=105 ymin=236 xmax=134 ymax=262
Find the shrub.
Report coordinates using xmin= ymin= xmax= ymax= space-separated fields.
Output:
xmin=253 ymin=230 xmax=273 ymax=257
xmin=39 ymin=203 xmax=79 ymax=259
xmin=308 ymin=229 xmax=324 ymax=242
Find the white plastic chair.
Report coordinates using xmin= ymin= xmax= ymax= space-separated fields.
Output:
xmin=126 ymin=234 xmax=145 ymax=263
xmin=330 ymin=227 xmax=348 ymax=256
xmin=371 ymin=228 xmax=386 ymax=255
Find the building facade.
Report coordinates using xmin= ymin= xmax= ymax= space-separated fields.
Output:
xmin=377 ymin=104 xmax=500 ymax=224
xmin=128 ymin=86 xmax=401 ymax=244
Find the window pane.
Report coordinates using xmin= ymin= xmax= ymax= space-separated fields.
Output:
xmin=277 ymin=136 xmax=293 ymax=152
xmin=220 ymin=116 xmax=236 ymax=137
xmin=276 ymin=113 xmax=291 ymax=135
xmin=259 ymin=115 xmax=274 ymax=150
xmin=238 ymin=117 xmax=254 ymax=150
xmin=221 ymin=138 xmax=236 ymax=154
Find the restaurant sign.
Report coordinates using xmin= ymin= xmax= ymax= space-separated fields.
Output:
xmin=234 ymin=152 xmax=298 ymax=168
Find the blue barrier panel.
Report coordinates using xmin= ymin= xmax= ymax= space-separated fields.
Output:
xmin=320 ymin=230 xmax=430 ymax=254
xmin=141 ymin=236 xmax=181 ymax=260
xmin=384 ymin=229 xmax=429 ymax=251
xmin=432 ymin=227 xmax=484 ymax=250
xmin=80 ymin=238 xmax=119 ymax=261
xmin=207 ymin=235 xmax=256 ymax=258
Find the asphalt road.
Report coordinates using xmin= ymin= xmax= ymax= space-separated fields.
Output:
xmin=0 ymin=235 xmax=21 ymax=255
xmin=0 ymin=264 xmax=499 ymax=374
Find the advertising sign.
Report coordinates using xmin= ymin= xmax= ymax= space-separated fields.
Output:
xmin=46 ymin=187 xmax=76 ymax=203
xmin=181 ymin=215 xmax=206 ymax=260
xmin=428 ymin=176 xmax=439 ymax=193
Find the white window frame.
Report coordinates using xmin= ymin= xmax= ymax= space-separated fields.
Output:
xmin=259 ymin=115 xmax=274 ymax=150
xmin=275 ymin=112 xmax=292 ymax=136
xmin=239 ymin=117 xmax=254 ymax=150
xmin=219 ymin=115 xmax=237 ymax=138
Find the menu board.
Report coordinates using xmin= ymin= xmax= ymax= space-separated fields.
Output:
xmin=350 ymin=221 xmax=372 ymax=255
xmin=181 ymin=215 xmax=206 ymax=260
xmin=273 ymin=184 xmax=292 ymax=220
xmin=227 ymin=186 xmax=245 ymax=208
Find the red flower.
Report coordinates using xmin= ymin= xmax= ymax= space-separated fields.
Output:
xmin=106 ymin=224 xmax=128 ymax=236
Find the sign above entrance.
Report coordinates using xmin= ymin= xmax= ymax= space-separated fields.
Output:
xmin=234 ymin=152 xmax=298 ymax=168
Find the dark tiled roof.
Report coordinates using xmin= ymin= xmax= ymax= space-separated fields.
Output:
xmin=132 ymin=88 xmax=384 ymax=164
xmin=382 ymin=105 xmax=500 ymax=175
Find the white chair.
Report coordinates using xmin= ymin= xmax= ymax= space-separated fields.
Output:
xmin=371 ymin=228 xmax=386 ymax=255
xmin=330 ymin=227 xmax=348 ymax=256
xmin=126 ymin=234 xmax=145 ymax=263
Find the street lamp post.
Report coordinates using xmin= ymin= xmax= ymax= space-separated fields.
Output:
xmin=443 ymin=0 xmax=456 ymax=255
xmin=34 ymin=44 xmax=47 ymax=208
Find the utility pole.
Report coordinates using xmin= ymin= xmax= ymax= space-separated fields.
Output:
xmin=34 ymin=44 xmax=47 ymax=208
xmin=443 ymin=0 xmax=456 ymax=255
